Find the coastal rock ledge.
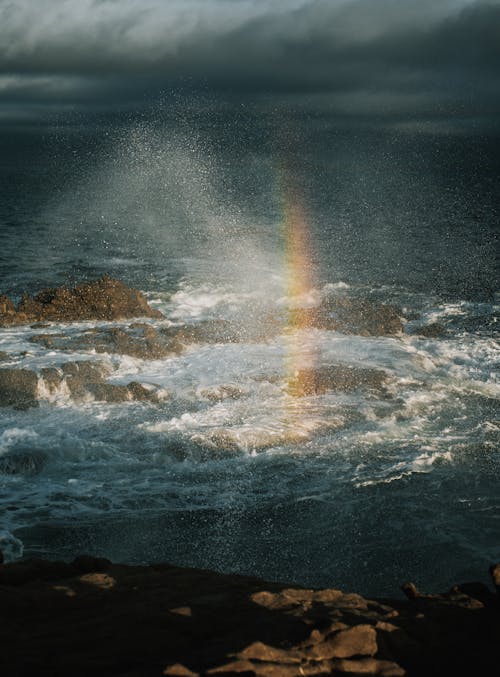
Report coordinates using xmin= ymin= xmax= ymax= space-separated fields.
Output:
xmin=0 ymin=557 xmax=498 ymax=676
xmin=0 ymin=275 xmax=163 ymax=325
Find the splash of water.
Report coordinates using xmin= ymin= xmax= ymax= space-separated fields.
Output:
xmin=47 ymin=118 xmax=283 ymax=298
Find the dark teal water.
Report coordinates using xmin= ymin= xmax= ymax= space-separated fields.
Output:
xmin=0 ymin=112 xmax=498 ymax=595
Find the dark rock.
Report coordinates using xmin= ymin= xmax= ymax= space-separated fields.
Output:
xmin=489 ymin=563 xmax=500 ymax=594
xmin=72 ymin=555 xmax=112 ymax=574
xmin=31 ymin=324 xmax=185 ymax=360
xmin=331 ymin=657 xmax=405 ymax=675
xmin=30 ymin=333 xmax=68 ymax=348
xmin=86 ymin=383 xmax=132 ymax=403
xmin=0 ymin=368 xmax=39 ymax=409
xmin=40 ymin=367 xmax=63 ymax=393
xmin=199 ymin=384 xmax=245 ymax=402
xmin=100 ymin=326 xmax=174 ymax=359
xmin=417 ymin=323 xmax=445 ymax=338
xmin=0 ymin=558 xmax=75 ymax=586
xmin=127 ymin=381 xmax=159 ymax=402
xmin=290 ymin=296 xmax=403 ymax=336
xmin=61 ymin=360 xmax=111 ymax=381
xmin=53 ymin=361 xmax=111 ymax=400
xmin=64 ymin=375 xmax=90 ymax=399
xmin=60 ymin=362 xmax=82 ymax=377
xmin=0 ymin=449 xmax=47 ymax=475
xmin=453 ymin=582 xmax=496 ymax=606
xmin=376 ymin=623 xmax=422 ymax=663
xmin=1 ymin=275 xmax=163 ymax=326
xmin=287 ymin=365 xmax=387 ymax=397
xmin=0 ymin=351 xmax=9 ymax=362
xmin=42 ymin=365 xmax=157 ymax=404
xmin=0 ymin=294 xmax=16 ymax=318
xmin=401 ymin=582 xmax=420 ymax=600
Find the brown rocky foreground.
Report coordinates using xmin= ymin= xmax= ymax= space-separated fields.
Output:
xmin=0 ymin=556 xmax=499 ymax=677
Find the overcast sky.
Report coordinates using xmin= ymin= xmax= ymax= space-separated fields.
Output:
xmin=1 ymin=0 xmax=499 ymax=124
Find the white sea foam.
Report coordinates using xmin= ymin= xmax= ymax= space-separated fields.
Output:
xmin=0 ymin=530 xmax=24 ymax=562
xmin=0 ymin=427 xmax=39 ymax=455
xmin=1 ymin=275 xmax=498 ymax=568
xmin=354 ymin=450 xmax=454 ymax=488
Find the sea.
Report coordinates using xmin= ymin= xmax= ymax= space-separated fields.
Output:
xmin=0 ymin=106 xmax=498 ymax=596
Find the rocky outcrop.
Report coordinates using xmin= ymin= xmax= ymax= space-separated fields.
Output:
xmin=0 ymin=557 xmax=498 ymax=676
xmin=0 ymin=362 xmax=164 ymax=409
xmin=290 ymin=297 xmax=403 ymax=336
xmin=0 ymin=275 xmax=163 ymax=326
xmin=287 ymin=365 xmax=388 ymax=397
xmin=0 ymin=368 xmax=39 ymax=409
xmin=31 ymin=323 xmax=186 ymax=359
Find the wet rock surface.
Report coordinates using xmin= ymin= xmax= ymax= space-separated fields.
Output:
xmin=0 ymin=361 xmax=163 ymax=409
xmin=0 ymin=368 xmax=39 ymax=409
xmin=290 ymin=297 xmax=403 ymax=336
xmin=0 ymin=275 xmax=163 ymax=326
xmin=287 ymin=365 xmax=388 ymax=397
xmin=0 ymin=557 xmax=498 ymax=676
xmin=31 ymin=323 xmax=187 ymax=359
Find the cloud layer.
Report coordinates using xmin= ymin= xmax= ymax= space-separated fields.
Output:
xmin=1 ymin=0 xmax=499 ymax=122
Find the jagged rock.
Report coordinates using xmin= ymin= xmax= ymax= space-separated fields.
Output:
xmin=290 ymin=297 xmax=403 ymax=336
xmin=0 ymin=368 xmax=39 ymax=409
xmin=86 ymin=383 xmax=132 ymax=403
xmin=287 ymin=365 xmax=387 ymax=397
xmin=39 ymin=360 xmax=160 ymax=405
xmin=238 ymin=642 xmax=301 ymax=663
xmin=331 ymin=657 xmax=405 ymax=675
xmin=31 ymin=324 xmax=185 ymax=359
xmin=127 ymin=381 xmax=160 ymax=403
xmin=401 ymin=582 xmax=420 ymax=600
xmin=417 ymin=323 xmax=445 ymax=338
xmin=0 ymin=275 xmax=163 ymax=326
xmin=198 ymin=384 xmax=245 ymax=402
xmin=61 ymin=360 xmax=112 ymax=381
xmin=0 ymin=294 xmax=16 ymax=318
xmin=307 ymin=625 xmax=377 ymax=659
xmin=0 ymin=351 xmax=9 ymax=362
xmin=64 ymin=375 xmax=90 ymax=398
xmin=29 ymin=332 xmax=67 ymax=348
xmin=40 ymin=367 xmax=64 ymax=393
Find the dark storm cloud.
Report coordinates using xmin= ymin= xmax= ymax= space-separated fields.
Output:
xmin=0 ymin=0 xmax=499 ymax=121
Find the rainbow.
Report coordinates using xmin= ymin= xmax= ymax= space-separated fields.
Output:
xmin=277 ymin=161 xmax=318 ymax=398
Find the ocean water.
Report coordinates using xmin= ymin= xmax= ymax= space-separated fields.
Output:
xmin=0 ymin=110 xmax=498 ymax=595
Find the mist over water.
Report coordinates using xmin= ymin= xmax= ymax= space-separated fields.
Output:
xmin=0 ymin=109 xmax=498 ymax=595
